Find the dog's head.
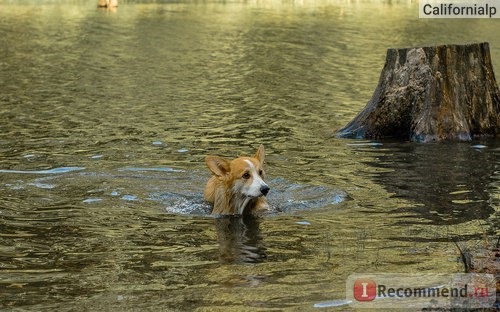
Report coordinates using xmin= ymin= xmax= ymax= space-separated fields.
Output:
xmin=205 ymin=145 xmax=270 ymax=198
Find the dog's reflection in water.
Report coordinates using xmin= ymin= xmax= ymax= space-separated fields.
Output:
xmin=214 ymin=214 xmax=266 ymax=264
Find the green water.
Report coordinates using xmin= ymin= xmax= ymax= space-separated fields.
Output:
xmin=0 ymin=1 xmax=499 ymax=310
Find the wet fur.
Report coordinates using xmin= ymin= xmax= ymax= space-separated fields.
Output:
xmin=204 ymin=145 xmax=270 ymax=215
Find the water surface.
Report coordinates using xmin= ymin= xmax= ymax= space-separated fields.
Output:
xmin=1 ymin=1 xmax=499 ymax=310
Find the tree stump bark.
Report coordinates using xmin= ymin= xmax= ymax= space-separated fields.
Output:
xmin=336 ymin=42 xmax=500 ymax=142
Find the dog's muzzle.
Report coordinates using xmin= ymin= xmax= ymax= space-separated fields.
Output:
xmin=260 ymin=185 xmax=270 ymax=196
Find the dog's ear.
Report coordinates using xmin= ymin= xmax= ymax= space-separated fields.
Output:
xmin=205 ymin=156 xmax=230 ymax=177
xmin=254 ymin=144 xmax=265 ymax=166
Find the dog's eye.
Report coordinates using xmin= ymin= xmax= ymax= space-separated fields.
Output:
xmin=259 ymin=170 xmax=263 ymax=176
xmin=242 ymin=172 xmax=251 ymax=179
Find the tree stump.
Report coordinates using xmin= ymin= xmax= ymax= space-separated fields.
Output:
xmin=336 ymin=42 xmax=500 ymax=142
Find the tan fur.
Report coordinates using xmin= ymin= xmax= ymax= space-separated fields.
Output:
xmin=98 ymin=0 xmax=118 ymax=7
xmin=204 ymin=145 xmax=270 ymax=215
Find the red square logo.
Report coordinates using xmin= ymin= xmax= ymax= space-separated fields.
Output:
xmin=353 ymin=279 xmax=377 ymax=301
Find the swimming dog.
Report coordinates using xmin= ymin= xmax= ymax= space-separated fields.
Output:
xmin=204 ymin=145 xmax=270 ymax=215
xmin=98 ymin=0 xmax=118 ymax=8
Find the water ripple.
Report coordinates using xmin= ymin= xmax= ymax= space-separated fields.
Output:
xmin=153 ymin=177 xmax=348 ymax=216
xmin=0 ymin=167 xmax=85 ymax=174
xmin=119 ymin=167 xmax=185 ymax=173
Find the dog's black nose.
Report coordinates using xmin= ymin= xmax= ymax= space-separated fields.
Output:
xmin=260 ymin=185 xmax=270 ymax=196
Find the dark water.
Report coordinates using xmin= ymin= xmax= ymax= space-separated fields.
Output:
xmin=0 ymin=1 xmax=499 ymax=310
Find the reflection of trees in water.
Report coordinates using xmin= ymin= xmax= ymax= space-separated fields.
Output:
xmin=214 ymin=215 xmax=266 ymax=264
xmin=364 ymin=142 xmax=499 ymax=227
